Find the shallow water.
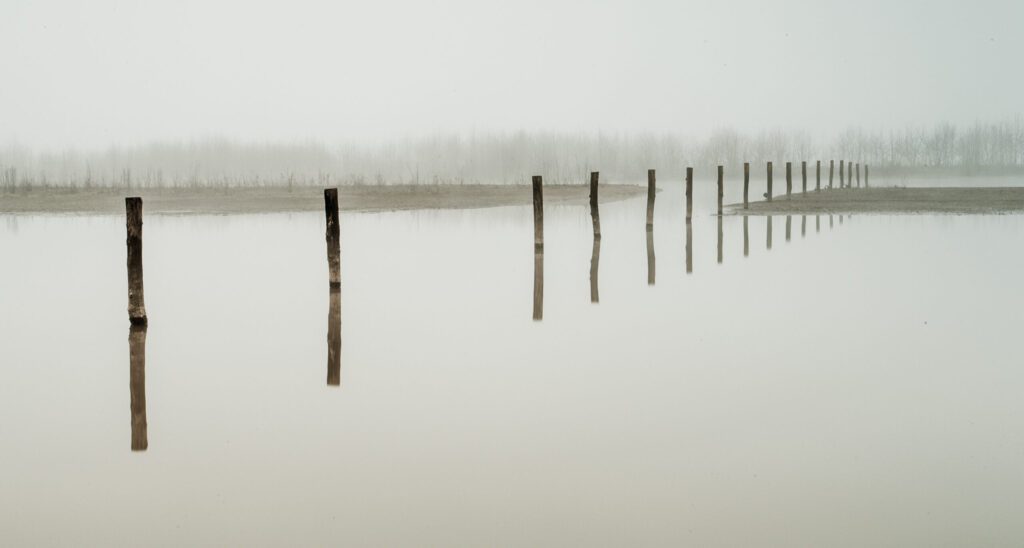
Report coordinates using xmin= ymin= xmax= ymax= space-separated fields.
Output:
xmin=2 ymin=184 xmax=1023 ymax=546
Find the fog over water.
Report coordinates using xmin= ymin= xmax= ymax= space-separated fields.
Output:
xmin=2 ymin=0 xmax=1022 ymax=149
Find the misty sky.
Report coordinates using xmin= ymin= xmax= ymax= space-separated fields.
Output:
xmin=1 ymin=0 xmax=1021 ymax=149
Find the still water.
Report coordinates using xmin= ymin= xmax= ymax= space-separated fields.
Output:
xmin=1 ymin=184 xmax=1023 ymax=546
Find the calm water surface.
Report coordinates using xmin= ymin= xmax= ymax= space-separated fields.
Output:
xmin=2 ymin=184 xmax=1023 ymax=546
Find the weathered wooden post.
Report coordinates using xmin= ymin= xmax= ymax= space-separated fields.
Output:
xmin=839 ymin=160 xmax=845 ymax=188
xmin=767 ymin=162 xmax=773 ymax=202
xmin=324 ymin=188 xmax=341 ymax=288
xmin=743 ymin=216 xmax=749 ymax=257
xmin=786 ymin=162 xmax=792 ymax=197
xmin=125 ymin=197 xmax=147 ymax=326
xmin=685 ymin=167 xmax=693 ymax=220
xmin=816 ymin=160 xmax=821 ymax=191
xmin=327 ymin=288 xmax=341 ymax=386
xmin=856 ymin=163 xmax=861 ymax=188
xmin=532 ymin=176 xmax=543 ymax=248
xmin=848 ymin=161 xmax=853 ymax=188
xmin=829 ymin=160 xmax=835 ymax=189
xmin=743 ymin=162 xmax=750 ymax=209
xmin=646 ymin=169 xmax=656 ymax=229
xmin=129 ymin=325 xmax=148 ymax=451
xmin=865 ymin=164 xmax=870 ymax=188
xmin=717 ymin=165 xmax=724 ymax=216
xmin=589 ymin=172 xmax=601 ymax=237
xmin=801 ymin=161 xmax=807 ymax=194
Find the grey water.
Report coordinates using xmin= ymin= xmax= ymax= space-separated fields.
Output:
xmin=2 ymin=184 xmax=1024 ymax=546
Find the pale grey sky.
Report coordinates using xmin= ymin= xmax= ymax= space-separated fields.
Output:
xmin=1 ymin=0 xmax=1021 ymax=149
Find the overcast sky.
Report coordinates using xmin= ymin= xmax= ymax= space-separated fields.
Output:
xmin=1 ymin=0 xmax=1021 ymax=149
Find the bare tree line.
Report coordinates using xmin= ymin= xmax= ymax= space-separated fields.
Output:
xmin=2 ymin=119 xmax=1022 ymax=191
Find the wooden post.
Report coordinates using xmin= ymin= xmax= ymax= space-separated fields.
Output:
xmin=324 ymin=188 xmax=341 ymax=288
xmin=743 ymin=162 xmax=750 ymax=209
xmin=829 ymin=160 xmax=835 ymax=189
xmin=717 ymin=165 xmax=724 ymax=216
xmin=646 ymin=169 xmax=656 ymax=229
xmin=129 ymin=325 xmax=148 ymax=451
xmin=767 ymin=162 xmax=773 ymax=201
xmin=532 ymin=176 xmax=543 ymax=248
xmin=786 ymin=162 xmax=792 ymax=197
xmin=839 ymin=160 xmax=845 ymax=188
xmin=327 ymin=288 xmax=341 ymax=386
xmin=856 ymin=163 xmax=861 ymax=188
xmin=685 ymin=167 xmax=693 ymax=220
xmin=865 ymin=164 xmax=870 ymax=188
xmin=743 ymin=216 xmax=749 ymax=257
xmin=801 ymin=161 xmax=807 ymax=194
xmin=125 ymin=197 xmax=147 ymax=326
xmin=589 ymin=172 xmax=601 ymax=237
xmin=816 ymin=160 xmax=821 ymax=191
xmin=847 ymin=161 xmax=852 ymax=188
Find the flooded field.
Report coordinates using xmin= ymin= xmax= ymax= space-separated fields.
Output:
xmin=2 ymin=184 xmax=1023 ymax=546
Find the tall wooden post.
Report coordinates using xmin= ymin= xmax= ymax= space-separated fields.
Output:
xmin=125 ymin=197 xmax=147 ymax=326
xmin=847 ymin=161 xmax=852 ymax=188
xmin=589 ymin=172 xmax=601 ymax=237
xmin=532 ymin=176 xmax=543 ymax=248
xmin=717 ymin=165 xmax=724 ymax=216
xmin=801 ymin=161 xmax=807 ymax=194
xmin=786 ymin=162 xmax=792 ymax=197
xmin=839 ymin=160 xmax=845 ymax=188
xmin=743 ymin=162 xmax=750 ymax=209
xmin=816 ymin=160 xmax=821 ymax=191
xmin=865 ymin=165 xmax=870 ymax=188
xmin=129 ymin=325 xmax=148 ymax=451
xmin=829 ymin=160 xmax=835 ymax=189
xmin=685 ymin=167 xmax=693 ymax=220
xmin=324 ymin=188 xmax=341 ymax=288
xmin=856 ymin=163 xmax=861 ymax=188
xmin=767 ymin=162 xmax=773 ymax=201
xmin=646 ymin=169 xmax=656 ymax=229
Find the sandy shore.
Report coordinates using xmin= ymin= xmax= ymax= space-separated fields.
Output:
xmin=0 ymin=184 xmax=646 ymax=215
xmin=728 ymin=187 xmax=1024 ymax=215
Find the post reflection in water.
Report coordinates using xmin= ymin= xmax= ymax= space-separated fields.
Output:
xmin=129 ymin=325 xmax=148 ymax=452
xmin=716 ymin=216 xmax=723 ymax=264
xmin=646 ymin=227 xmax=655 ymax=285
xmin=767 ymin=216 xmax=773 ymax=250
xmin=685 ymin=219 xmax=693 ymax=274
xmin=533 ymin=246 xmax=544 ymax=321
xmin=785 ymin=215 xmax=792 ymax=242
xmin=801 ymin=215 xmax=806 ymax=237
xmin=743 ymin=216 xmax=749 ymax=257
xmin=830 ymin=214 xmax=834 ymax=229
xmin=327 ymin=287 xmax=341 ymax=386
xmin=590 ymin=236 xmax=600 ymax=303
xmin=816 ymin=215 xmax=821 ymax=233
